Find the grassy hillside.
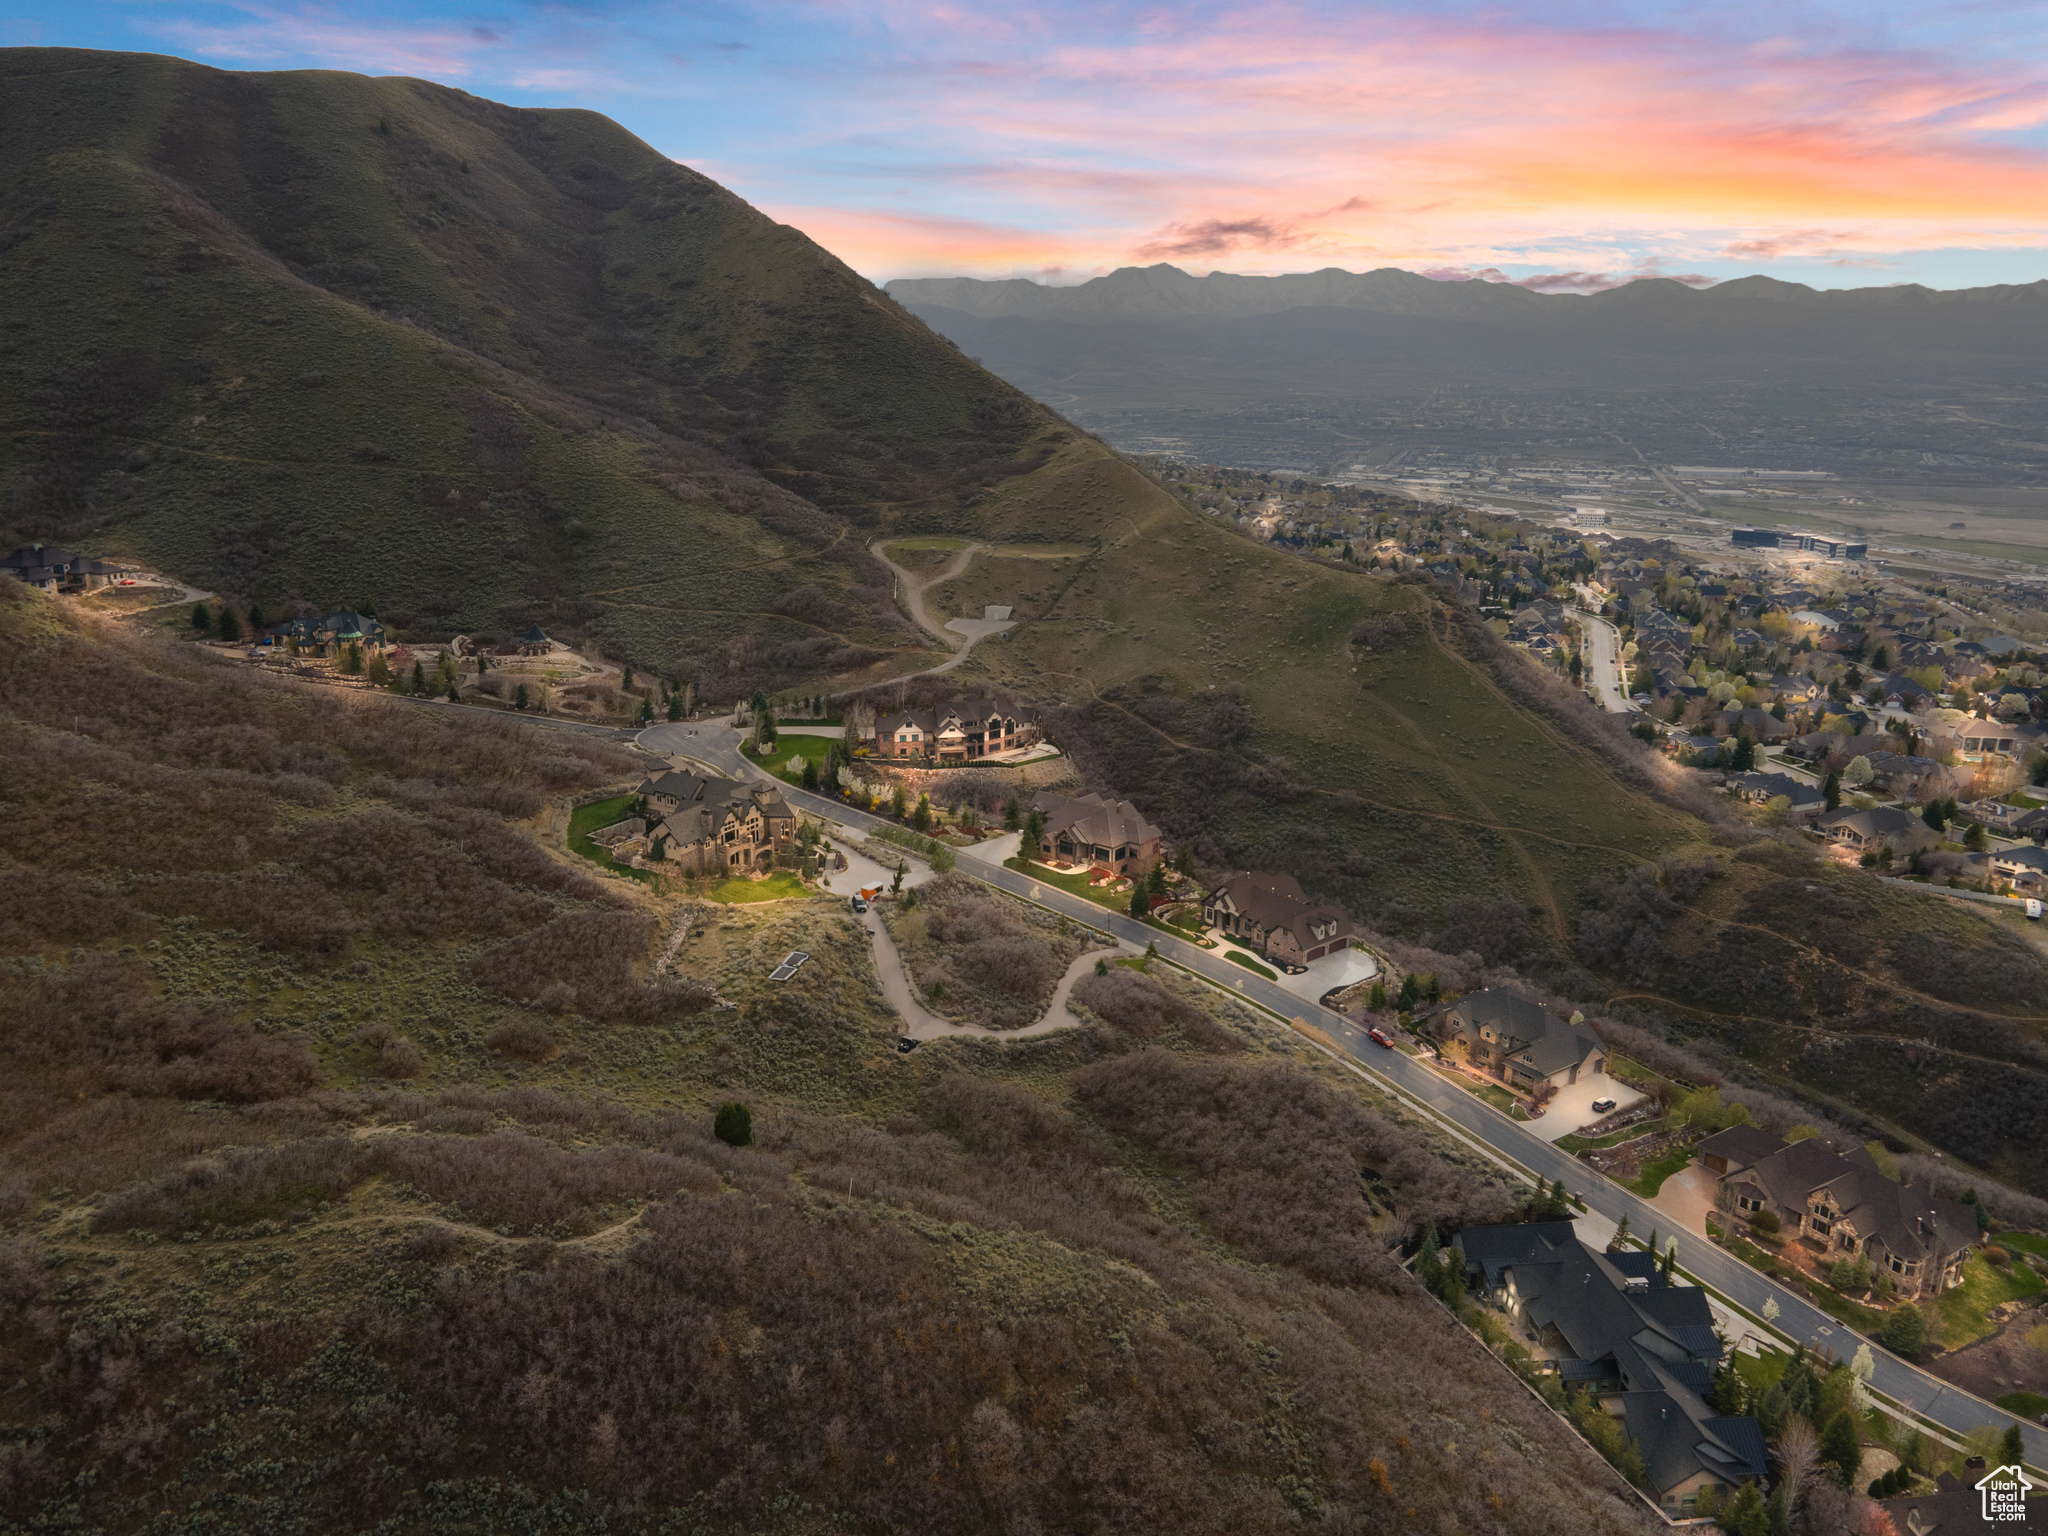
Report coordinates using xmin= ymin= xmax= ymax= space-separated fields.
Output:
xmin=0 ymin=47 xmax=1075 ymax=685
xmin=0 ymin=586 xmax=1654 ymax=1536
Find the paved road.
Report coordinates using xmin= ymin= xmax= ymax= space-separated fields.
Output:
xmin=633 ymin=719 xmax=2045 ymax=1463
xmin=1575 ymin=609 xmax=1633 ymax=715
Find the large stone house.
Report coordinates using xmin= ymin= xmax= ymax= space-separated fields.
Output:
xmin=276 ymin=611 xmax=388 ymax=657
xmin=1452 ymin=1222 xmax=1768 ymax=1515
xmin=873 ymin=697 xmax=1040 ymax=763
xmin=1200 ymin=871 xmax=1355 ymax=965
xmin=635 ymin=769 xmax=796 ymax=873
xmin=1029 ymin=790 xmax=1161 ymax=878
xmin=1697 ymin=1128 xmax=1977 ymax=1297
xmin=1430 ymin=990 xmax=1605 ymax=1094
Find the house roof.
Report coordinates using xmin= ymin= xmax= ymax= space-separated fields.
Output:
xmin=1445 ymin=990 xmax=1601 ymax=1078
xmin=1451 ymin=1223 xmax=1766 ymax=1496
xmin=1732 ymin=1139 xmax=1976 ymax=1266
xmin=1202 ymin=869 xmax=1355 ymax=950
xmin=1033 ymin=790 xmax=1160 ymax=853
xmin=1819 ymin=806 xmax=1923 ymax=838
xmin=1696 ymin=1124 xmax=1785 ymax=1169
xmin=647 ymin=774 xmax=794 ymax=848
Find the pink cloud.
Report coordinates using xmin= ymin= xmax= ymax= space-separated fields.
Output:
xmin=1134 ymin=216 xmax=1301 ymax=259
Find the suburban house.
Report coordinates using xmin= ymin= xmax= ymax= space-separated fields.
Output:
xmin=1960 ymin=798 xmax=2048 ymax=840
xmin=1696 ymin=1129 xmax=1977 ymax=1297
xmin=2 ymin=544 xmax=123 ymax=592
xmin=1030 ymin=790 xmax=1161 ymax=878
xmin=1817 ymin=807 xmax=1938 ymax=857
xmin=635 ymin=769 xmax=796 ymax=872
xmin=1726 ymin=771 xmax=1826 ymax=821
xmin=276 ymin=611 xmax=388 ymax=656
xmin=1928 ymin=717 xmax=2045 ymax=764
xmin=1429 ymin=990 xmax=1606 ymax=1094
xmin=509 ymin=625 xmax=553 ymax=657
xmin=874 ymin=698 xmax=1041 ymax=763
xmin=1200 ymin=870 xmax=1356 ymax=966
xmin=1452 ymin=1222 xmax=1769 ymax=1514
xmin=1989 ymin=845 xmax=2048 ymax=893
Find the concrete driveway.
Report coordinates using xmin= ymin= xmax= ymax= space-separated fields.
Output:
xmin=1271 ymin=944 xmax=1380 ymax=1004
xmin=1527 ymin=1071 xmax=1648 ymax=1144
xmin=1650 ymin=1163 xmax=1719 ymax=1239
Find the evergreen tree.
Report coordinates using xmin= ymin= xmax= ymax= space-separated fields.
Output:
xmin=1708 ymin=1359 xmax=1746 ymax=1415
xmin=1023 ymin=806 xmax=1045 ymax=856
xmin=1661 ymin=1241 xmax=1679 ymax=1282
xmin=1764 ymin=1481 xmax=1790 ymax=1536
xmin=1722 ymin=1481 xmax=1767 ymax=1536
xmin=445 ymin=676 xmax=460 ymax=703
xmin=1922 ymin=800 xmax=1946 ymax=833
xmin=622 ymin=665 xmax=634 ymax=690
xmin=2002 ymin=1421 xmax=2027 ymax=1468
xmin=190 ymin=601 xmax=210 ymax=632
xmin=1547 ymin=1182 xmax=1572 ymax=1219
xmin=247 ymin=601 xmax=266 ymax=631
xmin=1819 ymin=1410 xmax=1862 ymax=1486
xmin=412 ymin=660 xmax=427 ymax=695
xmin=1130 ymin=883 xmax=1150 ymax=920
xmin=640 ymin=697 xmax=654 ymax=724
xmin=1368 ymin=979 xmax=1388 ymax=1010
xmin=1397 ymin=972 xmax=1421 ymax=1010
xmin=515 ymin=683 xmax=529 ymax=711
xmin=891 ymin=782 xmax=909 ymax=820
xmin=367 ymin=652 xmax=391 ymax=688
xmin=216 ymin=607 xmax=242 ymax=642
xmin=1878 ymin=1303 xmax=1924 ymax=1357
xmin=340 ymin=641 xmax=364 ymax=676
xmin=667 ymin=692 xmax=683 ymax=720
xmin=1003 ymin=792 xmax=1021 ymax=832
xmin=713 ymin=1102 xmax=752 ymax=1147
xmin=1609 ymin=1213 xmax=1632 ymax=1250
xmin=1414 ymin=1223 xmax=1443 ymax=1294
xmin=1753 ymin=1382 xmax=1789 ymax=1441
xmin=1823 ymin=769 xmax=1841 ymax=811
xmin=1147 ymin=862 xmax=1167 ymax=897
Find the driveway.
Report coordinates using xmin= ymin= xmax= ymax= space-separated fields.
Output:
xmin=818 ymin=838 xmax=937 ymax=902
xmin=1526 ymin=1070 xmax=1648 ymax=1144
xmin=860 ymin=905 xmax=1129 ymax=1042
xmin=1271 ymin=944 xmax=1380 ymax=1004
xmin=1649 ymin=1163 xmax=1720 ymax=1239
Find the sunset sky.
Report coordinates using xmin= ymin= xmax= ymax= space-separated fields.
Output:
xmin=13 ymin=0 xmax=2048 ymax=290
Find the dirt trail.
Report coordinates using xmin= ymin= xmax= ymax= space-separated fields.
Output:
xmin=873 ymin=540 xmax=985 ymax=649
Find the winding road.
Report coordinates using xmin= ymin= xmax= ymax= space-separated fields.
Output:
xmin=635 ymin=717 xmax=2045 ymax=1466
xmin=870 ymin=540 xmax=1017 ymax=675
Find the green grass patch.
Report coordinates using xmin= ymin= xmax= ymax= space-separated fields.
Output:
xmin=742 ymin=731 xmax=840 ymax=781
xmin=568 ymin=794 xmax=655 ymax=884
xmin=1998 ymin=1232 xmax=2048 ymax=1258
xmin=706 ymin=871 xmax=812 ymax=904
xmin=1223 ymin=949 xmax=1277 ymax=981
xmin=1733 ymin=1347 xmax=1789 ymax=1398
xmin=1937 ymin=1254 xmax=2045 ymax=1350
xmin=1626 ymin=1148 xmax=1693 ymax=1198
xmin=1003 ymin=857 xmax=1131 ymax=914
xmin=1998 ymin=1391 xmax=2048 ymax=1420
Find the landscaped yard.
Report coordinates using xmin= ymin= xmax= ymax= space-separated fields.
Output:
xmin=568 ymin=794 xmax=653 ymax=884
xmin=1223 ymin=949 xmax=1278 ymax=980
xmin=1935 ymin=1254 xmax=2044 ymax=1350
xmin=741 ymin=731 xmax=840 ymax=782
xmin=1626 ymin=1147 xmax=1694 ymax=1199
xmin=1998 ymin=1232 xmax=2048 ymax=1258
xmin=1999 ymin=1391 xmax=2048 ymax=1419
xmin=707 ymin=871 xmax=811 ymax=903
xmin=1556 ymin=1115 xmax=1675 ymax=1155
xmin=1003 ymin=856 xmax=1132 ymax=914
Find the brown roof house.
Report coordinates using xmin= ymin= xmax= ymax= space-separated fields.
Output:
xmin=635 ymin=769 xmax=796 ymax=873
xmin=1429 ymin=990 xmax=1606 ymax=1095
xmin=1200 ymin=871 xmax=1356 ymax=966
xmin=1701 ymin=1129 xmax=1977 ymax=1297
xmin=1030 ymin=790 xmax=1160 ymax=878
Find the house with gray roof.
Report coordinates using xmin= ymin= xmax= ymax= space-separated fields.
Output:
xmin=1451 ymin=1222 xmax=1767 ymax=1514
xmin=1429 ymin=990 xmax=1605 ymax=1095
xmin=1818 ymin=806 xmax=1937 ymax=857
xmin=1714 ymin=1136 xmax=1976 ymax=1297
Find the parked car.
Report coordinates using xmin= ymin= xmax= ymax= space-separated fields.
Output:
xmin=2028 ymin=899 xmax=2043 ymax=921
xmin=1367 ymin=1027 xmax=1392 ymax=1048
xmin=1589 ymin=1097 xmax=1616 ymax=1115
xmin=851 ymin=898 xmax=868 ymax=913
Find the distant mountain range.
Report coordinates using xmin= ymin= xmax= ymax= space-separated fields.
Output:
xmin=887 ymin=264 xmax=2048 ymax=472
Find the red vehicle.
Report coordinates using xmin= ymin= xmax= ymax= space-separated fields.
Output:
xmin=1367 ymin=1027 xmax=1393 ymax=1048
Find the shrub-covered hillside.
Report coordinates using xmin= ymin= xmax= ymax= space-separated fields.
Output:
xmin=0 ymin=47 xmax=1088 ymax=675
xmin=0 ymin=586 xmax=1654 ymax=1534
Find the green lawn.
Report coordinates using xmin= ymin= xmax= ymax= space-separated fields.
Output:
xmin=1998 ymin=1232 xmax=2048 ymax=1258
xmin=1004 ymin=857 xmax=1134 ymax=915
xmin=1732 ymin=1347 xmax=1790 ymax=1398
xmin=1224 ymin=950 xmax=1278 ymax=981
xmin=1626 ymin=1148 xmax=1694 ymax=1199
xmin=707 ymin=871 xmax=811 ymax=904
xmin=1998 ymin=1391 xmax=2048 ymax=1419
xmin=1936 ymin=1254 xmax=2044 ymax=1350
xmin=567 ymin=794 xmax=654 ymax=884
xmin=740 ymin=731 xmax=840 ymax=781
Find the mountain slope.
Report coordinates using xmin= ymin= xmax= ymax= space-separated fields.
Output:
xmin=0 ymin=48 xmax=1081 ymax=677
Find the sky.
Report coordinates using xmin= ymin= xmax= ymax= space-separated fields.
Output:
xmin=10 ymin=0 xmax=2048 ymax=291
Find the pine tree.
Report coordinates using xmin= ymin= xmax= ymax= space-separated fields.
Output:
xmin=1610 ymin=1213 xmax=1632 ymax=1250
xmin=1130 ymin=884 xmax=1150 ymax=921
xmin=713 ymin=1102 xmax=752 ymax=1147
xmin=1414 ymin=1223 xmax=1442 ymax=1294
xmin=216 ymin=607 xmax=242 ymax=642
xmin=1003 ymin=793 xmax=1021 ymax=832
xmin=1661 ymin=1241 xmax=1678 ymax=1282
xmin=667 ymin=692 xmax=683 ymax=721
xmin=1722 ymin=1481 xmax=1767 ymax=1536
xmin=1819 ymin=1409 xmax=1862 ymax=1486
xmin=247 ymin=601 xmax=266 ymax=631
xmin=2002 ymin=1421 xmax=2027 ymax=1467
xmin=1764 ymin=1481 xmax=1790 ymax=1536
xmin=412 ymin=661 xmax=426 ymax=695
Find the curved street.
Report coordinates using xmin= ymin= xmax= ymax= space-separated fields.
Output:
xmin=635 ymin=717 xmax=2043 ymax=1464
